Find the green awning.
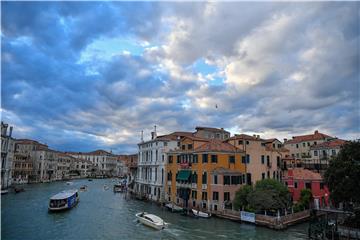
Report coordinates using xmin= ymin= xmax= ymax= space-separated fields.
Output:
xmin=176 ymin=170 xmax=191 ymax=181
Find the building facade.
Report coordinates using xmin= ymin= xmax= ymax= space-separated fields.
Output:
xmin=166 ymin=136 xmax=246 ymax=212
xmin=283 ymin=168 xmax=329 ymax=208
xmin=226 ymin=134 xmax=286 ymax=185
xmin=1 ymin=122 xmax=15 ymax=189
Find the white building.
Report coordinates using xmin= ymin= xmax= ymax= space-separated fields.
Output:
xmin=1 ymin=122 xmax=15 ymax=189
xmin=135 ymin=131 xmax=193 ymax=202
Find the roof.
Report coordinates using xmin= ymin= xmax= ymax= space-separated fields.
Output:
xmin=286 ymin=168 xmax=322 ymax=181
xmin=15 ymin=139 xmax=48 ymax=147
xmin=195 ymin=126 xmax=229 ymax=132
xmin=86 ymin=150 xmax=113 ymax=155
xmin=284 ymin=130 xmax=332 ymax=145
xmin=310 ymin=139 xmax=347 ymax=150
xmin=227 ymin=134 xmax=263 ymax=141
xmin=193 ymin=139 xmax=242 ymax=153
xmin=50 ymin=189 xmax=78 ymax=200
xmin=263 ymin=138 xmax=279 ymax=143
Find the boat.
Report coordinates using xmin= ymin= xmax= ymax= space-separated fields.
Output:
xmin=135 ymin=212 xmax=168 ymax=230
xmin=191 ymin=209 xmax=211 ymax=218
xmin=79 ymin=185 xmax=87 ymax=192
xmin=1 ymin=189 xmax=9 ymax=195
xmin=48 ymin=189 xmax=79 ymax=212
xmin=165 ymin=203 xmax=184 ymax=213
xmin=103 ymin=185 xmax=109 ymax=190
xmin=14 ymin=187 xmax=25 ymax=193
xmin=113 ymin=182 xmax=126 ymax=193
xmin=66 ymin=182 xmax=73 ymax=185
xmin=88 ymin=179 xmax=93 ymax=182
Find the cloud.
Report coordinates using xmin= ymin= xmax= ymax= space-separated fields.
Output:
xmin=1 ymin=2 xmax=359 ymax=154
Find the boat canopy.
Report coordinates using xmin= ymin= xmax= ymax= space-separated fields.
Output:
xmin=50 ymin=189 xmax=78 ymax=200
xmin=176 ymin=170 xmax=191 ymax=181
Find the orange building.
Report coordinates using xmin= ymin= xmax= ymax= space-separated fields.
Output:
xmin=165 ymin=136 xmax=246 ymax=212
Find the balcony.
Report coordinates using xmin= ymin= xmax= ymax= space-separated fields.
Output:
xmin=176 ymin=182 xmax=191 ymax=188
xmin=202 ymin=184 xmax=207 ymax=190
xmin=191 ymin=183 xmax=197 ymax=189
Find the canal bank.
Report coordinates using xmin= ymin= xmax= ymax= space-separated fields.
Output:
xmin=1 ymin=179 xmax=308 ymax=240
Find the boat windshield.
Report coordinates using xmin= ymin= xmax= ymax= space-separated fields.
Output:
xmin=144 ymin=216 xmax=154 ymax=223
xmin=49 ymin=199 xmax=67 ymax=208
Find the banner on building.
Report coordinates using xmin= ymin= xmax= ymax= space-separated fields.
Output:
xmin=240 ymin=211 xmax=255 ymax=223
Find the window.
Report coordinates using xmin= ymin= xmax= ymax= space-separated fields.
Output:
xmin=213 ymin=191 xmax=219 ymax=201
xmin=242 ymin=156 xmax=246 ymax=163
xmin=168 ymin=156 xmax=173 ymax=164
xmin=273 ymin=171 xmax=275 ymax=179
xmin=262 ymin=173 xmax=265 ymax=180
xmin=266 ymin=156 xmax=270 ymax=166
xmin=273 ymin=143 xmax=275 ymax=148
xmin=188 ymin=144 xmax=193 ymax=150
xmin=314 ymin=141 xmax=317 ymax=145
xmin=229 ymin=155 xmax=235 ymax=164
xmin=331 ymin=150 xmax=336 ymax=156
xmin=202 ymin=154 xmax=208 ymax=163
xmin=277 ymin=156 xmax=280 ymax=167
xmin=224 ymin=192 xmax=230 ymax=201
xmin=202 ymin=172 xmax=207 ymax=184
xmin=296 ymin=144 xmax=299 ymax=148
xmin=202 ymin=192 xmax=208 ymax=200
xmin=192 ymin=172 xmax=198 ymax=184
xmin=277 ymin=144 xmax=281 ymax=148
xmin=267 ymin=171 xmax=270 ymax=178
xmin=261 ymin=155 xmax=265 ymax=164
xmin=246 ymin=141 xmax=249 ymax=145
xmin=246 ymin=154 xmax=250 ymax=163
xmin=213 ymin=175 xmax=218 ymax=184
xmin=177 ymin=142 xmax=180 ymax=147
xmin=320 ymin=182 xmax=324 ymax=190
xmin=261 ymin=142 xmax=266 ymax=146
xmin=191 ymin=190 xmax=197 ymax=199
xmin=167 ymin=171 xmax=172 ymax=181
xmin=294 ymin=182 xmax=298 ymax=188
xmin=177 ymin=155 xmax=180 ymax=163
xmin=164 ymin=142 xmax=167 ymax=146
xmin=193 ymin=154 xmax=198 ymax=163
xmin=303 ymin=143 xmax=306 ymax=147
xmin=231 ymin=176 xmax=241 ymax=185
xmin=238 ymin=140 xmax=243 ymax=145
xmin=182 ymin=145 xmax=185 ymax=150
xmin=314 ymin=150 xmax=318 ymax=156
xmin=223 ymin=176 xmax=230 ymax=185
xmin=211 ymin=155 xmax=218 ymax=163
xmin=305 ymin=182 xmax=311 ymax=189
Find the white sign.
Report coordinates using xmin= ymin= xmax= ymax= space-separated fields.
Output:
xmin=240 ymin=211 xmax=256 ymax=223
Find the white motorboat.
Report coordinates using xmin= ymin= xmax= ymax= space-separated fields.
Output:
xmin=1 ymin=189 xmax=9 ymax=195
xmin=165 ymin=203 xmax=183 ymax=213
xmin=48 ymin=189 xmax=79 ymax=211
xmin=135 ymin=212 xmax=168 ymax=230
xmin=66 ymin=182 xmax=73 ymax=185
xmin=103 ymin=185 xmax=109 ymax=190
xmin=191 ymin=209 xmax=211 ymax=218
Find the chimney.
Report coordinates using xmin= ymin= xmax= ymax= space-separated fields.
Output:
xmin=314 ymin=130 xmax=318 ymax=134
xmin=151 ymin=132 xmax=155 ymax=140
xmin=253 ymin=134 xmax=256 ymax=138
xmin=9 ymin=126 xmax=13 ymax=137
xmin=257 ymin=135 xmax=260 ymax=139
xmin=284 ymin=138 xmax=287 ymax=142
xmin=154 ymin=125 xmax=157 ymax=138
xmin=141 ymin=130 xmax=144 ymax=142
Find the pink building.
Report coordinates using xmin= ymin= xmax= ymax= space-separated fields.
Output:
xmin=283 ymin=168 xmax=329 ymax=208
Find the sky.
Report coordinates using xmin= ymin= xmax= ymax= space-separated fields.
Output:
xmin=1 ymin=2 xmax=359 ymax=154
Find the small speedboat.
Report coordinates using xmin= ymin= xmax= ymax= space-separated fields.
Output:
xmin=48 ymin=189 xmax=79 ymax=212
xmin=1 ymin=189 xmax=9 ymax=195
xmin=103 ymin=185 xmax=109 ymax=190
xmin=14 ymin=187 xmax=25 ymax=193
xmin=66 ymin=182 xmax=73 ymax=185
xmin=191 ymin=209 xmax=211 ymax=218
xmin=79 ymin=185 xmax=87 ymax=192
xmin=135 ymin=212 xmax=168 ymax=230
xmin=113 ymin=183 xmax=126 ymax=193
xmin=88 ymin=179 xmax=93 ymax=182
xmin=165 ymin=203 xmax=183 ymax=213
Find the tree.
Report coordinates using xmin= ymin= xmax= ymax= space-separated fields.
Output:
xmin=324 ymin=140 xmax=360 ymax=207
xmin=247 ymin=179 xmax=291 ymax=211
xmin=234 ymin=185 xmax=253 ymax=210
xmin=298 ymin=188 xmax=313 ymax=209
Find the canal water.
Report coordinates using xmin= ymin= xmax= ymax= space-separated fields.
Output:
xmin=1 ymin=179 xmax=308 ymax=240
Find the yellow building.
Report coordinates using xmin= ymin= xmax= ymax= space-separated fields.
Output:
xmin=165 ymin=136 xmax=246 ymax=212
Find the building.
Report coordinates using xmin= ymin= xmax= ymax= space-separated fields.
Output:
xmin=1 ymin=122 xmax=15 ymax=189
xmin=56 ymin=152 xmax=74 ymax=180
xmin=166 ymin=136 xmax=246 ymax=212
xmin=306 ymin=138 xmax=347 ymax=171
xmin=193 ymin=126 xmax=230 ymax=140
xmin=70 ymin=157 xmax=92 ymax=178
xmin=12 ymin=146 xmax=34 ymax=184
xmin=67 ymin=150 xmax=117 ymax=177
xmin=135 ymin=131 xmax=192 ymax=202
xmin=226 ymin=134 xmax=286 ymax=185
xmin=283 ymin=168 xmax=329 ymax=208
xmin=284 ymin=130 xmax=332 ymax=160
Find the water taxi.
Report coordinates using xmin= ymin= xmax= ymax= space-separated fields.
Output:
xmin=135 ymin=212 xmax=168 ymax=230
xmin=48 ymin=189 xmax=79 ymax=212
xmin=165 ymin=203 xmax=184 ymax=213
xmin=191 ymin=209 xmax=211 ymax=218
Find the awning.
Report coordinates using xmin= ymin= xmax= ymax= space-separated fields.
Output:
xmin=176 ymin=170 xmax=191 ymax=181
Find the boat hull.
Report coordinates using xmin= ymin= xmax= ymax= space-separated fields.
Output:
xmin=191 ymin=209 xmax=211 ymax=218
xmin=135 ymin=213 xmax=167 ymax=230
